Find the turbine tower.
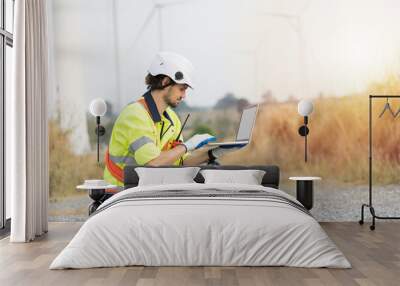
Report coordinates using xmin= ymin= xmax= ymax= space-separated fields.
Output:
xmin=260 ymin=0 xmax=311 ymax=99
xmin=232 ymin=39 xmax=267 ymax=102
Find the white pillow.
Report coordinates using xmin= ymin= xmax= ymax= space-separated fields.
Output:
xmin=135 ymin=167 xmax=200 ymax=186
xmin=200 ymin=169 xmax=266 ymax=185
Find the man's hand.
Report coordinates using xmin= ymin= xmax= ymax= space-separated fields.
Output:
xmin=184 ymin=134 xmax=216 ymax=151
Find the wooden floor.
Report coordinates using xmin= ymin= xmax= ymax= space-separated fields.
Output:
xmin=0 ymin=222 xmax=399 ymax=286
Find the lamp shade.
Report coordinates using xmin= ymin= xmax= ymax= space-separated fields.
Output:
xmin=298 ymin=99 xmax=313 ymax=116
xmin=89 ymin=98 xmax=107 ymax=117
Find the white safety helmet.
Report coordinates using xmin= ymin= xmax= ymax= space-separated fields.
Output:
xmin=148 ymin=52 xmax=195 ymax=89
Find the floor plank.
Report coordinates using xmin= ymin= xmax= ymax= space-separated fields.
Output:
xmin=0 ymin=222 xmax=399 ymax=286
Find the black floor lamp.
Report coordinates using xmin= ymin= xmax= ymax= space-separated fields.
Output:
xmin=297 ymin=99 xmax=314 ymax=162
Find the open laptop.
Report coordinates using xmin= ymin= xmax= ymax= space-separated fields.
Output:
xmin=208 ymin=105 xmax=259 ymax=147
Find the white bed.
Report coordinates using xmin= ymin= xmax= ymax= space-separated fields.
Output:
xmin=50 ymin=183 xmax=351 ymax=269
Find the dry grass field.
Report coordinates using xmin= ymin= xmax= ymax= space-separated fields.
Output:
xmin=49 ymin=120 xmax=103 ymax=201
xmin=223 ymin=75 xmax=400 ymax=185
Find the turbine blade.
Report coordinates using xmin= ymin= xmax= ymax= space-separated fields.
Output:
xmin=155 ymin=0 xmax=188 ymax=8
xmin=125 ymin=6 xmax=157 ymax=54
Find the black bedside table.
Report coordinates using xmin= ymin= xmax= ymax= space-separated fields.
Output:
xmin=77 ymin=184 xmax=120 ymax=215
xmin=289 ymin=177 xmax=321 ymax=210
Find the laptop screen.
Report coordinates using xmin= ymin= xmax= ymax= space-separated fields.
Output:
xmin=236 ymin=105 xmax=258 ymax=141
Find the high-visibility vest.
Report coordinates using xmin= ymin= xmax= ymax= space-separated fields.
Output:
xmin=103 ymin=92 xmax=186 ymax=186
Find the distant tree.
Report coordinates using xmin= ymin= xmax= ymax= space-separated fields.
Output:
xmin=287 ymin=94 xmax=298 ymax=103
xmin=174 ymin=101 xmax=208 ymax=113
xmin=262 ymin=90 xmax=277 ymax=104
xmin=175 ymin=100 xmax=191 ymax=112
xmin=105 ymin=100 xmax=113 ymax=117
xmin=215 ymin=93 xmax=238 ymax=109
xmin=214 ymin=116 xmax=233 ymax=138
xmin=237 ymin=98 xmax=250 ymax=113
xmin=189 ymin=123 xmax=216 ymax=138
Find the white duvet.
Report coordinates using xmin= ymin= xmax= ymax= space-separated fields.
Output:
xmin=50 ymin=183 xmax=351 ymax=269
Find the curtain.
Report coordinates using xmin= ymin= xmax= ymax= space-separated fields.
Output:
xmin=10 ymin=0 xmax=49 ymax=242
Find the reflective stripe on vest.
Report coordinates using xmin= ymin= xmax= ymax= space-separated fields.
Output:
xmin=105 ymin=147 xmax=124 ymax=183
xmin=129 ymin=136 xmax=153 ymax=153
xmin=108 ymin=135 xmax=154 ymax=166
xmin=108 ymin=154 xmax=137 ymax=166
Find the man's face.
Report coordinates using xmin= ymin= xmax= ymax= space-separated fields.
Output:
xmin=164 ymin=84 xmax=188 ymax=108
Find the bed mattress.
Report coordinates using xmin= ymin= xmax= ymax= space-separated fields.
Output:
xmin=50 ymin=183 xmax=351 ymax=269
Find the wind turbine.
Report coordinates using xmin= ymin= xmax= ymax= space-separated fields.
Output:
xmin=111 ymin=0 xmax=122 ymax=111
xmin=120 ymin=0 xmax=192 ymax=107
xmin=259 ymin=0 xmax=311 ymax=99
xmin=114 ymin=0 xmax=189 ymax=111
xmin=127 ymin=0 xmax=189 ymax=53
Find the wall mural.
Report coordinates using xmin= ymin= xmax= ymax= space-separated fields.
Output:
xmin=47 ymin=0 xmax=400 ymax=221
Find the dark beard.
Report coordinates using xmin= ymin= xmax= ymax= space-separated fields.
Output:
xmin=165 ymin=91 xmax=180 ymax=108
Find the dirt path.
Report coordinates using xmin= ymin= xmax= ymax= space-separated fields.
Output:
xmin=282 ymin=182 xmax=400 ymax=221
